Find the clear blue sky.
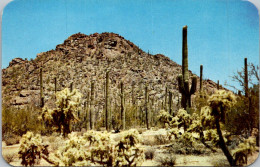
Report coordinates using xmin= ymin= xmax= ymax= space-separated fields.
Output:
xmin=2 ymin=0 xmax=259 ymax=90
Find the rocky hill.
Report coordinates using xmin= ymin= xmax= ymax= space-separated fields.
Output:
xmin=2 ymin=32 xmax=220 ymax=110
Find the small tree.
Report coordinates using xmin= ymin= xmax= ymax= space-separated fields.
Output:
xmin=40 ymin=88 xmax=82 ymax=137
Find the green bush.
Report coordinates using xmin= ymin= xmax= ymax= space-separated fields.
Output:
xmin=2 ymin=105 xmax=44 ymax=141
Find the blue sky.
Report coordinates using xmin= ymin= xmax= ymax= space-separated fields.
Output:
xmin=1 ymin=0 xmax=259 ymax=91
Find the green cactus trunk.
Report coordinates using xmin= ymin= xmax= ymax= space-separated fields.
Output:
xmin=105 ymin=71 xmax=110 ymax=130
xmin=168 ymin=91 xmax=172 ymax=115
xmin=145 ymin=85 xmax=150 ymax=129
xmin=54 ymin=77 xmax=57 ymax=95
xmin=132 ymin=82 xmax=135 ymax=105
xmin=217 ymin=80 xmax=220 ymax=90
xmin=244 ymin=58 xmax=248 ymax=97
xmin=177 ymin=26 xmax=197 ymax=109
xmin=40 ymin=68 xmax=44 ymax=108
xmin=120 ymin=81 xmax=125 ymax=130
xmin=200 ymin=65 xmax=203 ymax=92
xmin=70 ymin=82 xmax=73 ymax=92
xmin=164 ymin=87 xmax=168 ymax=111
xmin=86 ymin=92 xmax=90 ymax=130
xmin=90 ymin=81 xmax=94 ymax=130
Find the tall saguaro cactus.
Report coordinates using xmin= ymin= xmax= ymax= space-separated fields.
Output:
xmin=145 ymin=85 xmax=150 ymax=129
xmin=120 ymin=81 xmax=125 ymax=130
xmin=168 ymin=91 xmax=172 ymax=115
xmin=164 ymin=87 xmax=168 ymax=111
xmin=105 ymin=70 xmax=110 ymax=130
xmin=40 ymin=68 xmax=44 ymax=108
xmin=244 ymin=58 xmax=248 ymax=97
xmin=54 ymin=77 xmax=57 ymax=94
xmin=200 ymin=65 xmax=203 ymax=92
xmin=90 ymin=81 xmax=94 ymax=130
xmin=70 ymin=82 xmax=73 ymax=92
xmin=177 ymin=26 xmax=197 ymax=109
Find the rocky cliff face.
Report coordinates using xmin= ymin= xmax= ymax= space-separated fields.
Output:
xmin=2 ymin=32 xmax=219 ymax=110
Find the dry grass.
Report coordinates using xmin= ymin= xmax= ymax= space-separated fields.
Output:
xmin=156 ymin=153 xmax=176 ymax=166
xmin=142 ymin=134 xmax=170 ymax=146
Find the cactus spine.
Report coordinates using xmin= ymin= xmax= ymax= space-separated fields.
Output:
xmin=105 ymin=70 xmax=110 ymax=131
xmin=145 ymin=85 xmax=150 ymax=129
xmin=90 ymin=81 xmax=94 ymax=130
xmin=200 ymin=65 xmax=203 ymax=92
xmin=40 ymin=68 xmax=44 ymax=108
xmin=177 ymin=26 xmax=197 ymax=109
xmin=244 ymin=58 xmax=248 ymax=97
xmin=120 ymin=81 xmax=125 ymax=130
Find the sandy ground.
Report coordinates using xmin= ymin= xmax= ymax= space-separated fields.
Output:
xmin=2 ymin=129 xmax=259 ymax=166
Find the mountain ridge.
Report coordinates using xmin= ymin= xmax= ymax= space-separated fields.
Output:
xmin=2 ymin=32 xmax=220 ymax=110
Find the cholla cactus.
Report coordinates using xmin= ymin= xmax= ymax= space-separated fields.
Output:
xmin=200 ymin=106 xmax=215 ymax=127
xmin=204 ymin=129 xmax=219 ymax=145
xmin=49 ymin=133 xmax=91 ymax=166
xmin=83 ymin=131 xmax=114 ymax=166
xmin=114 ymin=129 xmax=145 ymax=166
xmin=232 ymin=136 xmax=257 ymax=166
xmin=175 ymin=109 xmax=192 ymax=131
xmin=208 ymin=90 xmax=236 ymax=121
xmin=157 ymin=110 xmax=172 ymax=127
xmin=40 ymin=88 xmax=82 ymax=136
xmin=206 ymin=90 xmax=237 ymax=166
xmin=18 ymin=132 xmax=47 ymax=166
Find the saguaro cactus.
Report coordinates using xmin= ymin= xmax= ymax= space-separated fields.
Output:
xmin=120 ymin=81 xmax=125 ymax=130
xmin=200 ymin=65 xmax=203 ymax=92
xmin=105 ymin=70 xmax=110 ymax=130
xmin=145 ymin=85 xmax=150 ymax=129
xmin=90 ymin=81 xmax=94 ymax=130
xmin=54 ymin=77 xmax=57 ymax=94
xmin=177 ymin=26 xmax=197 ymax=109
xmin=168 ymin=91 xmax=172 ymax=115
xmin=70 ymin=82 xmax=73 ymax=92
xmin=244 ymin=58 xmax=248 ymax=97
xmin=164 ymin=87 xmax=168 ymax=111
xmin=217 ymin=80 xmax=220 ymax=90
xmin=40 ymin=68 xmax=44 ymax=108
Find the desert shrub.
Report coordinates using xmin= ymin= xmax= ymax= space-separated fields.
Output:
xmin=144 ymin=148 xmax=155 ymax=160
xmin=18 ymin=132 xmax=49 ymax=166
xmin=156 ymin=153 xmax=176 ymax=166
xmin=40 ymin=88 xmax=82 ymax=136
xmin=114 ymin=129 xmax=145 ymax=166
xmin=155 ymin=134 xmax=170 ymax=145
xmin=3 ymin=152 xmax=16 ymax=164
xmin=4 ymin=133 xmax=21 ymax=146
xmin=2 ymin=105 xmax=44 ymax=139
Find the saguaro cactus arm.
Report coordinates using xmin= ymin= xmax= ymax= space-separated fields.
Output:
xmin=190 ymin=76 xmax=197 ymax=95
